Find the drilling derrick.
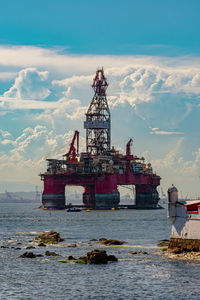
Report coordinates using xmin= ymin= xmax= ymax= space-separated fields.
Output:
xmin=84 ymin=68 xmax=110 ymax=155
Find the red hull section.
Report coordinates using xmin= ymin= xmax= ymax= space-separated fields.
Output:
xmin=42 ymin=173 xmax=160 ymax=194
xmin=41 ymin=172 xmax=160 ymax=209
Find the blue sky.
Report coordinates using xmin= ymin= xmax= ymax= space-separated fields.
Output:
xmin=1 ymin=0 xmax=200 ymax=55
xmin=0 ymin=0 xmax=200 ymax=197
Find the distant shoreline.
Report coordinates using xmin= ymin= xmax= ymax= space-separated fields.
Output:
xmin=0 ymin=200 xmax=41 ymax=203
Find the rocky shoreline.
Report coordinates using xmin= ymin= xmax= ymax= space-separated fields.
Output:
xmin=7 ymin=229 xmax=198 ymax=263
xmin=0 ymin=230 xmax=155 ymax=264
xmin=158 ymin=238 xmax=200 ymax=261
xmin=15 ymin=231 xmax=120 ymax=264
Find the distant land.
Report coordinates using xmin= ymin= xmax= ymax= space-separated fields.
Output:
xmin=0 ymin=191 xmax=41 ymax=203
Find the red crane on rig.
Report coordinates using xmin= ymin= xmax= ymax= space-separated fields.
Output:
xmin=40 ymin=69 xmax=161 ymax=210
xmin=64 ymin=131 xmax=79 ymax=162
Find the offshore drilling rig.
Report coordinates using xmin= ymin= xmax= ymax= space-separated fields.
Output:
xmin=40 ymin=69 xmax=161 ymax=209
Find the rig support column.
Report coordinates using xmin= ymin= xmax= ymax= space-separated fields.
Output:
xmin=135 ymin=184 xmax=159 ymax=209
xmin=83 ymin=185 xmax=95 ymax=208
xmin=42 ymin=176 xmax=66 ymax=209
xmin=82 ymin=176 xmax=120 ymax=209
xmin=94 ymin=175 xmax=120 ymax=209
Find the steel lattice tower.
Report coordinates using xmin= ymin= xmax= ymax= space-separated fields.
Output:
xmin=84 ymin=68 xmax=111 ymax=155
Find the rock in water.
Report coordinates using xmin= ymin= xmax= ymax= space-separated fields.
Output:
xmin=38 ymin=231 xmax=64 ymax=243
xmin=86 ymin=249 xmax=117 ymax=264
xmin=157 ymin=241 xmax=169 ymax=247
xmin=45 ymin=251 xmax=60 ymax=257
xmin=107 ymin=255 xmax=118 ymax=262
xmin=68 ymin=255 xmax=76 ymax=260
xmin=67 ymin=243 xmax=77 ymax=247
xmin=26 ymin=246 xmax=36 ymax=249
xmin=128 ymin=251 xmax=148 ymax=255
xmin=19 ymin=252 xmax=37 ymax=258
xmin=99 ymin=238 xmax=107 ymax=242
xmin=99 ymin=238 xmax=125 ymax=245
xmin=128 ymin=251 xmax=138 ymax=255
xmin=78 ymin=256 xmax=88 ymax=263
xmin=87 ymin=249 xmax=108 ymax=264
xmin=38 ymin=242 xmax=46 ymax=247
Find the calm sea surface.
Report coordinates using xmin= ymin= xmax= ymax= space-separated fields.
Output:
xmin=0 ymin=203 xmax=200 ymax=300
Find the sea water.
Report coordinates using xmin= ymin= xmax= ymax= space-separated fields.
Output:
xmin=0 ymin=203 xmax=200 ymax=300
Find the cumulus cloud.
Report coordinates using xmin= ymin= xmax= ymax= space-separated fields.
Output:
xmin=1 ymin=49 xmax=200 ymax=123
xmin=4 ymin=68 xmax=50 ymax=100
xmin=7 ymin=125 xmax=83 ymax=160
xmin=52 ymin=74 xmax=92 ymax=105
xmin=0 ymin=66 xmax=89 ymax=120
xmin=0 ymin=129 xmax=12 ymax=138
xmin=105 ymin=66 xmax=200 ymax=108
xmin=0 ymin=125 xmax=85 ymax=183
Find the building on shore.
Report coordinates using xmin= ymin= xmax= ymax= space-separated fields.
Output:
xmin=168 ymin=185 xmax=200 ymax=250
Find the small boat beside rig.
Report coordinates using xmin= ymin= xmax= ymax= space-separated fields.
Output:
xmin=67 ymin=207 xmax=82 ymax=212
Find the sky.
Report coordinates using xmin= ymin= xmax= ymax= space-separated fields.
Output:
xmin=0 ymin=0 xmax=200 ymax=198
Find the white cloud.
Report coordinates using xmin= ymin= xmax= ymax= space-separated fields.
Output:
xmin=0 ymin=45 xmax=200 ymax=76
xmin=106 ymin=66 xmax=200 ymax=108
xmin=0 ymin=49 xmax=200 ymax=118
xmin=4 ymin=68 xmax=50 ymax=100
xmin=1 ymin=139 xmax=15 ymax=145
xmin=150 ymin=128 xmax=184 ymax=135
xmin=0 ymin=129 xmax=12 ymax=138
xmin=0 ymin=125 xmax=85 ymax=183
xmin=0 ymin=97 xmax=55 ymax=109
xmin=0 ymin=72 xmax=17 ymax=81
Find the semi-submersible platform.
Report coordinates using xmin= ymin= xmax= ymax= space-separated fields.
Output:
xmin=40 ymin=69 xmax=161 ymax=209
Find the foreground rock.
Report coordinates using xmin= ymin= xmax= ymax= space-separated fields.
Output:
xmin=99 ymin=238 xmax=125 ymax=246
xmin=157 ymin=240 xmax=169 ymax=247
xmin=58 ymin=250 xmax=118 ymax=264
xmin=19 ymin=252 xmax=43 ymax=258
xmin=128 ymin=251 xmax=148 ymax=255
xmin=161 ymin=238 xmax=200 ymax=260
xmin=87 ymin=249 xmax=108 ymax=264
xmin=68 ymin=255 xmax=76 ymax=260
xmin=166 ymin=250 xmax=200 ymax=260
xmin=107 ymin=255 xmax=118 ymax=262
xmin=86 ymin=249 xmax=118 ymax=264
xmin=67 ymin=243 xmax=77 ymax=247
xmin=38 ymin=242 xmax=46 ymax=247
xmin=45 ymin=251 xmax=60 ymax=257
xmin=36 ymin=231 xmax=64 ymax=244
xmin=168 ymin=238 xmax=200 ymax=253
xmin=26 ymin=246 xmax=36 ymax=249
